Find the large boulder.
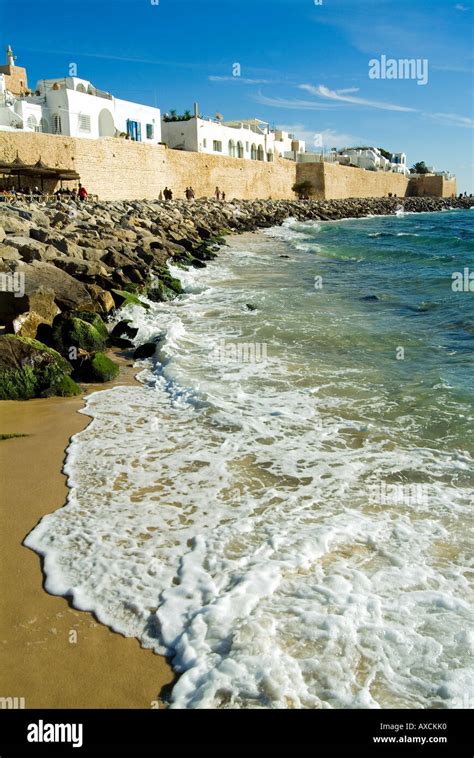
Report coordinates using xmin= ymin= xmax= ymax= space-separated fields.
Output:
xmin=0 ymin=211 xmax=31 ymax=235
xmin=85 ymin=283 xmax=115 ymax=313
xmin=11 ymin=311 xmax=51 ymax=339
xmin=80 ymin=247 xmax=111 ymax=262
xmin=101 ymin=249 xmax=139 ymax=269
xmin=0 ymin=245 xmax=21 ymax=261
xmin=0 ymin=335 xmax=80 ymax=400
xmin=30 ymin=227 xmax=64 ymax=246
xmin=5 ymin=236 xmax=47 ymax=262
xmin=17 ymin=208 xmax=51 ymax=228
xmin=133 ymin=342 xmax=156 ymax=360
xmin=147 ymin=267 xmax=183 ymax=302
xmin=0 ymin=261 xmax=97 ymax=321
xmin=79 ymin=351 xmax=120 ymax=383
xmin=50 ymin=210 xmax=72 ymax=228
xmin=147 ymin=280 xmax=178 ymax=302
xmin=109 ymin=320 xmax=138 ymax=348
xmin=52 ymin=257 xmax=111 ymax=280
xmin=0 ymin=276 xmax=59 ymax=327
xmin=51 ymin=237 xmax=85 ymax=258
xmin=111 ymin=289 xmax=150 ymax=310
xmin=51 ymin=312 xmax=108 ymax=354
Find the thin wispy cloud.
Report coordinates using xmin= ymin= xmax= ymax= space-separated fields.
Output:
xmin=425 ymin=112 xmax=474 ymax=128
xmin=298 ymin=84 xmax=416 ymax=113
xmin=208 ymin=76 xmax=275 ymax=84
xmin=252 ymin=92 xmax=340 ymax=111
xmin=299 ymin=84 xmax=418 ymax=113
xmin=277 ymin=124 xmax=370 ymax=150
xmin=23 ymin=47 xmax=282 ymax=79
xmin=24 ymin=46 xmax=206 ymax=71
xmin=335 ymin=87 xmax=360 ymax=95
xmin=455 ymin=4 xmax=469 ymax=10
xmin=316 ymin=128 xmax=370 ymax=148
xmin=300 ymin=82 xmax=472 ymax=128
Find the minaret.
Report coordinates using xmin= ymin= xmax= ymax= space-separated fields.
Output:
xmin=0 ymin=45 xmax=28 ymax=95
xmin=6 ymin=45 xmax=15 ymax=67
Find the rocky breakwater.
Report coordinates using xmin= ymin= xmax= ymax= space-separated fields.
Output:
xmin=1 ymin=195 xmax=472 ymax=399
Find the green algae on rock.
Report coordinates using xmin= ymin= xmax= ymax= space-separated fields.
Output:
xmin=80 ymin=352 xmax=120 ymax=383
xmin=0 ymin=335 xmax=80 ymax=400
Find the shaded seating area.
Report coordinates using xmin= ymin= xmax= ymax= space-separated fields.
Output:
xmin=0 ymin=155 xmax=82 ymax=200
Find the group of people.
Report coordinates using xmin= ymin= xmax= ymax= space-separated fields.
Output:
xmin=157 ymin=186 xmax=228 ymax=202
xmin=0 ymin=185 xmax=42 ymax=198
xmin=55 ymin=183 xmax=88 ymax=201
xmin=0 ymin=183 xmax=89 ymax=202
xmin=159 ymin=187 xmax=173 ymax=201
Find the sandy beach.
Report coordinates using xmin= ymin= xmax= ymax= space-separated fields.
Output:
xmin=0 ymin=355 xmax=175 ymax=709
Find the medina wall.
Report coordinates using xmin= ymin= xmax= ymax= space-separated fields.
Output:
xmin=296 ymin=161 xmax=411 ymax=199
xmin=296 ymin=161 xmax=456 ymax=199
xmin=0 ymin=132 xmax=456 ymax=200
xmin=164 ymin=148 xmax=296 ymax=200
xmin=0 ymin=131 xmax=296 ymax=201
xmin=407 ymin=174 xmax=457 ymax=198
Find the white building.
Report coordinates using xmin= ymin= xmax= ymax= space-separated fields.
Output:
xmin=0 ymin=48 xmax=161 ymax=143
xmin=337 ymin=147 xmax=409 ymax=175
xmin=0 ymin=73 xmax=44 ymax=131
xmin=390 ymin=152 xmax=409 ymax=174
xmin=161 ymin=108 xmax=305 ymax=162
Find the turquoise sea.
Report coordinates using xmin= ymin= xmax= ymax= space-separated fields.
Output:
xmin=26 ymin=209 xmax=474 ymax=709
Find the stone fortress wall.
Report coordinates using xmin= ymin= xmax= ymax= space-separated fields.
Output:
xmin=297 ymin=162 xmax=410 ymax=199
xmin=0 ymin=131 xmax=456 ymax=201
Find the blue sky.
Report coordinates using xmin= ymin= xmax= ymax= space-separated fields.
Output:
xmin=3 ymin=0 xmax=473 ymax=191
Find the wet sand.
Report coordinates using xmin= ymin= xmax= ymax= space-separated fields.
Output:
xmin=0 ymin=356 xmax=175 ymax=708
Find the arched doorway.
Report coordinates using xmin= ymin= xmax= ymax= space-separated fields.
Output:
xmin=237 ymin=141 xmax=244 ymax=158
xmin=251 ymin=144 xmax=257 ymax=160
xmin=228 ymin=139 xmax=236 ymax=158
xmin=257 ymin=145 xmax=264 ymax=161
xmin=26 ymin=115 xmax=38 ymax=131
xmin=98 ymin=108 xmax=115 ymax=137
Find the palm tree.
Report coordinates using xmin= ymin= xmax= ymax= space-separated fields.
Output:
xmin=410 ymin=161 xmax=430 ymax=174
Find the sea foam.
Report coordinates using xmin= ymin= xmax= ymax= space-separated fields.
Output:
xmin=25 ymin=213 xmax=474 ymax=709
